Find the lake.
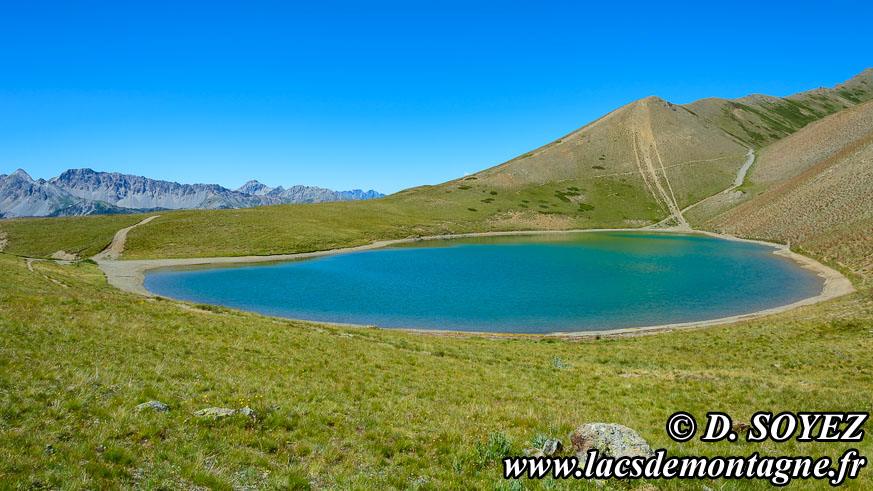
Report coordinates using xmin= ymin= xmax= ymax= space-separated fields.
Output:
xmin=143 ymin=232 xmax=824 ymax=334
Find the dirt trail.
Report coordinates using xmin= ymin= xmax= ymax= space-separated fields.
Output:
xmin=631 ymin=105 xmax=690 ymax=230
xmin=729 ymin=148 xmax=756 ymax=190
xmin=651 ymin=148 xmax=755 ymax=228
xmin=93 ymin=215 xmax=160 ymax=261
xmin=631 ymin=132 xmax=668 ymax=216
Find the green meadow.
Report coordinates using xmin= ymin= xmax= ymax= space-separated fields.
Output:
xmin=1 ymin=252 xmax=872 ymax=488
xmin=0 ymin=170 xmax=668 ymax=262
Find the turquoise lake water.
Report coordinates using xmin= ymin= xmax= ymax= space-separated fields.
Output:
xmin=143 ymin=232 xmax=824 ymax=334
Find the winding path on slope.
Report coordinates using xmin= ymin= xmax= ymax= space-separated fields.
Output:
xmin=650 ymin=148 xmax=755 ymax=228
xmin=92 ymin=215 xmax=160 ymax=261
xmin=730 ymin=148 xmax=756 ymax=190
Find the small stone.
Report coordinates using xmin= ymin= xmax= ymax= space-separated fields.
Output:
xmin=523 ymin=447 xmax=545 ymax=458
xmin=571 ymin=423 xmax=654 ymax=467
xmin=44 ymin=444 xmax=55 ymax=454
xmin=193 ymin=406 xmax=257 ymax=420
xmin=96 ymin=445 xmax=106 ymax=453
xmin=135 ymin=400 xmax=170 ymax=412
xmin=732 ymin=421 xmax=751 ymax=433
xmin=194 ymin=407 xmax=238 ymax=419
xmin=542 ymin=438 xmax=563 ymax=456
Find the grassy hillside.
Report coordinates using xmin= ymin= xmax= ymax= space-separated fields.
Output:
xmin=686 ymin=99 xmax=873 ymax=225
xmin=684 ymin=68 xmax=873 ymax=148
xmin=458 ymin=97 xmax=748 ymax=206
xmin=0 ymin=213 xmax=146 ymax=258
xmin=697 ymin=100 xmax=873 ymax=284
xmin=2 ymin=253 xmax=872 ymax=488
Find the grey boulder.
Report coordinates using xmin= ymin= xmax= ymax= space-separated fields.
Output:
xmin=194 ymin=407 xmax=256 ymax=420
xmin=543 ymin=438 xmax=563 ymax=456
xmin=135 ymin=401 xmax=170 ymax=412
xmin=571 ymin=423 xmax=654 ymax=466
xmin=523 ymin=447 xmax=545 ymax=458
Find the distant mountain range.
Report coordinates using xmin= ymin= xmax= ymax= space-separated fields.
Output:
xmin=0 ymin=168 xmax=384 ymax=218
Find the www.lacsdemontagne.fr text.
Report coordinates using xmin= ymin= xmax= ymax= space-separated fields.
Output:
xmin=503 ymin=449 xmax=866 ymax=486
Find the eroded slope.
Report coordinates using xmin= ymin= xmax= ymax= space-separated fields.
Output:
xmin=706 ymin=100 xmax=873 ymax=280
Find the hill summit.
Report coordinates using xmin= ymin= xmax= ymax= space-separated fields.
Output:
xmin=393 ymin=68 xmax=873 ymax=231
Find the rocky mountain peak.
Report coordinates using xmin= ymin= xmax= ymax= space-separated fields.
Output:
xmin=237 ymin=180 xmax=274 ymax=196
xmin=1 ymin=168 xmax=384 ymax=218
xmin=8 ymin=169 xmax=34 ymax=181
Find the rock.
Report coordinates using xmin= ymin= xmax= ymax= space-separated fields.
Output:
xmin=238 ymin=407 xmax=257 ymax=418
xmin=732 ymin=421 xmax=751 ymax=433
xmin=194 ymin=407 xmax=257 ymax=420
xmin=135 ymin=400 xmax=170 ymax=412
xmin=194 ymin=407 xmax=238 ymax=419
xmin=44 ymin=444 xmax=55 ymax=454
xmin=523 ymin=447 xmax=545 ymax=458
xmin=570 ymin=423 xmax=654 ymax=467
xmin=542 ymin=438 xmax=563 ymax=456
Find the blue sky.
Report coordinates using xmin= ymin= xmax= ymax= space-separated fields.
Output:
xmin=1 ymin=1 xmax=870 ymax=194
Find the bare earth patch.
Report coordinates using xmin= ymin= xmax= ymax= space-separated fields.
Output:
xmin=50 ymin=250 xmax=78 ymax=261
xmin=486 ymin=210 xmax=575 ymax=229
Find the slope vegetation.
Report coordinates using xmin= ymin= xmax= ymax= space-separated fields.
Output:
xmin=684 ymin=68 xmax=873 ymax=148
xmin=433 ymin=96 xmax=749 ymax=229
xmin=704 ymin=100 xmax=873 ymax=282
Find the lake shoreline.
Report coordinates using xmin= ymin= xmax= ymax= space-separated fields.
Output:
xmin=97 ymin=228 xmax=855 ymax=338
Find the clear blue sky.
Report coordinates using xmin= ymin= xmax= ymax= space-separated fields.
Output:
xmin=1 ymin=1 xmax=870 ymax=194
